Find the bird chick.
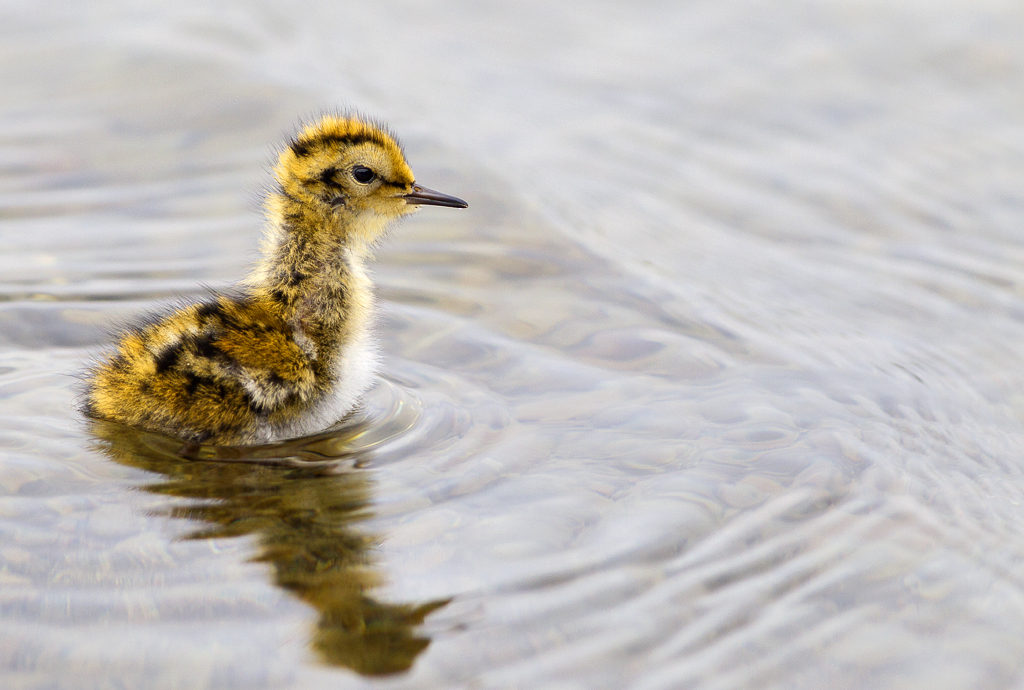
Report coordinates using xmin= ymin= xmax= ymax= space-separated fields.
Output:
xmin=84 ymin=114 xmax=467 ymax=445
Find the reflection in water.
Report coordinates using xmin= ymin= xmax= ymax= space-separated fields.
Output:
xmin=88 ymin=419 xmax=447 ymax=676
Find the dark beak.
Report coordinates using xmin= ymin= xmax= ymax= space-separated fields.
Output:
xmin=404 ymin=184 xmax=468 ymax=209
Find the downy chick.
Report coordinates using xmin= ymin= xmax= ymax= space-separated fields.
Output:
xmin=84 ymin=114 xmax=467 ymax=444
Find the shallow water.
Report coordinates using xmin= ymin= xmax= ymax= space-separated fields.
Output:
xmin=4 ymin=1 xmax=1024 ymax=688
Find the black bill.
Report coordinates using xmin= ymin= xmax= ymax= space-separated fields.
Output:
xmin=403 ymin=183 xmax=468 ymax=209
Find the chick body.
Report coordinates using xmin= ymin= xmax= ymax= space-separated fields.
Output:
xmin=84 ymin=115 xmax=466 ymax=444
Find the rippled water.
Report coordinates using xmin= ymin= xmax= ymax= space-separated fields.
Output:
xmin=4 ymin=1 xmax=1024 ymax=688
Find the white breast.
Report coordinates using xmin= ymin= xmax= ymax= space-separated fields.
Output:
xmin=270 ymin=251 xmax=380 ymax=442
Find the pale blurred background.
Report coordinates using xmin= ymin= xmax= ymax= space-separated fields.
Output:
xmin=3 ymin=2 xmax=1024 ymax=688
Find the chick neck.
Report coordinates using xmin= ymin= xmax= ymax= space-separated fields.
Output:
xmin=250 ymin=190 xmax=380 ymax=350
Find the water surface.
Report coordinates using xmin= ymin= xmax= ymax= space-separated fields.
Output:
xmin=4 ymin=1 xmax=1024 ymax=688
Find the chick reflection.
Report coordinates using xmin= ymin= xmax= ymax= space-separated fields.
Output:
xmin=89 ymin=419 xmax=447 ymax=676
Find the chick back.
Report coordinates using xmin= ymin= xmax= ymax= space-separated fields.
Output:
xmin=84 ymin=293 xmax=324 ymax=444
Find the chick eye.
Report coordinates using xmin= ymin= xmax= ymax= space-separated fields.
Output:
xmin=352 ymin=166 xmax=376 ymax=184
